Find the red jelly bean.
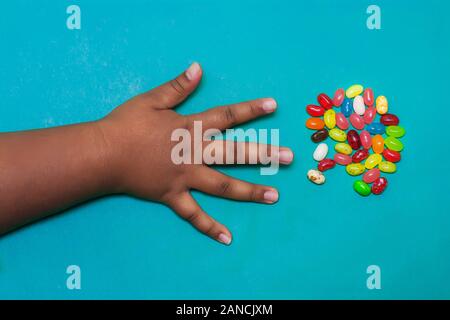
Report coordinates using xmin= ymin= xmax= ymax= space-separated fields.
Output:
xmin=380 ymin=114 xmax=400 ymax=126
xmin=332 ymin=88 xmax=345 ymax=107
xmin=360 ymin=130 xmax=372 ymax=149
xmin=335 ymin=112 xmax=349 ymax=130
xmin=363 ymin=168 xmax=380 ymax=183
xmin=363 ymin=106 xmax=376 ymax=124
xmin=334 ymin=153 xmax=352 ymax=165
xmin=363 ymin=88 xmax=374 ymax=106
xmin=352 ymin=149 xmax=369 ymax=163
xmin=347 ymin=130 xmax=361 ymax=150
xmin=349 ymin=113 xmax=365 ymax=130
xmin=372 ymin=177 xmax=388 ymax=195
xmin=318 ymin=158 xmax=336 ymax=172
xmin=382 ymin=149 xmax=401 ymax=162
xmin=317 ymin=93 xmax=333 ymax=110
xmin=306 ymin=104 xmax=325 ymax=117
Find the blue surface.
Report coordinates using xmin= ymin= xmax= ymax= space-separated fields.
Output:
xmin=1 ymin=0 xmax=450 ymax=299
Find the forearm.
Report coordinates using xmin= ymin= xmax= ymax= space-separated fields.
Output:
xmin=0 ymin=121 xmax=115 ymax=234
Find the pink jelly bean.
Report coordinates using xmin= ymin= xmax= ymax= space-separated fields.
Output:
xmin=364 ymin=106 xmax=376 ymax=124
xmin=363 ymin=88 xmax=374 ymax=106
xmin=349 ymin=113 xmax=365 ymax=130
xmin=360 ymin=130 xmax=372 ymax=149
xmin=334 ymin=153 xmax=352 ymax=165
xmin=332 ymin=88 xmax=345 ymax=107
xmin=335 ymin=112 xmax=349 ymax=130
xmin=363 ymin=168 xmax=380 ymax=184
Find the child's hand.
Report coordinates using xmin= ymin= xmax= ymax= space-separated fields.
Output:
xmin=98 ymin=63 xmax=294 ymax=244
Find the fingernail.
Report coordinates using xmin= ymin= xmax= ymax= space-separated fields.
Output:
xmin=279 ymin=149 xmax=294 ymax=165
xmin=218 ymin=233 xmax=232 ymax=245
xmin=263 ymin=190 xmax=279 ymax=203
xmin=262 ymin=99 xmax=277 ymax=113
xmin=185 ymin=62 xmax=201 ymax=81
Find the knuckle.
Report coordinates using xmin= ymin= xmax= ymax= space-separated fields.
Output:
xmin=218 ymin=180 xmax=231 ymax=196
xmin=169 ymin=78 xmax=185 ymax=96
xmin=223 ymin=106 xmax=237 ymax=126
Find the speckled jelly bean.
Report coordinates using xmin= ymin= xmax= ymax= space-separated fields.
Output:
xmin=311 ymin=129 xmax=328 ymax=143
xmin=366 ymin=122 xmax=385 ymax=135
xmin=363 ymin=88 xmax=374 ymax=106
xmin=386 ymin=125 xmax=405 ymax=138
xmin=317 ymin=93 xmax=333 ymax=110
xmin=363 ymin=168 xmax=380 ymax=183
xmin=372 ymin=177 xmax=388 ymax=195
xmin=329 ymin=128 xmax=347 ymax=142
xmin=341 ymin=98 xmax=352 ymax=117
xmin=306 ymin=104 xmax=325 ymax=117
xmin=334 ymin=153 xmax=352 ymax=165
xmin=380 ymin=114 xmax=399 ymax=126
xmin=360 ymin=130 xmax=372 ymax=149
xmin=352 ymin=149 xmax=369 ymax=163
xmin=372 ymin=134 xmax=384 ymax=154
xmin=365 ymin=153 xmax=382 ymax=169
xmin=363 ymin=106 xmax=376 ymax=124
xmin=383 ymin=149 xmax=401 ymax=163
xmin=333 ymin=88 xmax=345 ymax=107
xmin=349 ymin=113 xmax=365 ymax=130
xmin=318 ymin=158 xmax=336 ymax=172
xmin=307 ymin=169 xmax=325 ymax=185
xmin=354 ymin=180 xmax=371 ymax=196
xmin=346 ymin=163 xmax=365 ymax=176
xmin=306 ymin=117 xmax=325 ymax=130
xmin=346 ymin=84 xmax=363 ymax=98
xmin=324 ymin=109 xmax=336 ymax=129
xmin=379 ymin=161 xmax=396 ymax=173
xmin=335 ymin=143 xmax=352 ymax=155
xmin=384 ymin=136 xmax=403 ymax=151
xmin=347 ymin=130 xmax=361 ymax=150
xmin=335 ymin=113 xmax=349 ymax=130
xmin=353 ymin=95 xmax=365 ymax=115
xmin=376 ymin=95 xmax=388 ymax=114
xmin=313 ymin=143 xmax=328 ymax=161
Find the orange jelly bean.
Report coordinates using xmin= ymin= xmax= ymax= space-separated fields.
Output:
xmin=306 ymin=117 xmax=325 ymax=130
xmin=372 ymin=134 xmax=384 ymax=154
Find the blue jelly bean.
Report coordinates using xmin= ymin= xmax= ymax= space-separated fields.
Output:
xmin=366 ymin=122 xmax=385 ymax=135
xmin=342 ymin=98 xmax=352 ymax=117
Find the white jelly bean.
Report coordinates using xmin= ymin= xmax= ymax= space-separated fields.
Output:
xmin=353 ymin=95 xmax=365 ymax=115
xmin=307 ymin=169 xmax=325 ymax=185
xmin=313 ymin=143 xmax=328 ymax=161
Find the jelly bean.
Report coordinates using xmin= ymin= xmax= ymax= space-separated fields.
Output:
xmin=349 ymin=113 xmax=365 ymax=130
xmin=324 ymin=109 xmax=336 ymax=129
xmin=346 ymin=84 xmax=363 ymax=98
xmin=317 ymin=93 xmax=333 ymax=110
xmin=311 ymin=129 xmax=328 ymax=143
xmin=365 ymin=154 xmax=382 ymax=169
xmin=334 ymin=153 xmax=352 ymax=165
xmin=380 ymin=114 xmax=399 ymax=126
xmin=353 ymin=95 xmax=365 ymax=115
xmin=318 ymin=158 xmax=336 ymax=172
xmin=306 ymin=104 xmax=325 ymax=117
xmin=352 ymin=149 xmax=369 ymax=163
xmin=335 ymin=143 xmax=353 ymax=155
xmin=329 ymin=128 xmax=347 ymax=142
xmin=384 ymin=136 xmax=403 ymax=151
xmin=307 ymin=169 xmax=325 ymax=185
xmin=335 ymin=112 xmax=349 ymax=130
xmin=383 ymin=149 xmax=401 ymax=163
xmin=366 ymin=122 xmax=385 ymax=135
xmin=372 ymin=177 xmax=388 ymax=195
xmin=313 ymin=143 xmax=328 ymax=161
xmin=379 ymin=161 xmax=396 ymax=173
xmin=346 ymin=163 xmax=365 ymax=176
xmin=341 ymin=98 xmax=352 ymax=117
xmin=353 ymin=180 xmax=371 ymax=196
xmin=347 ymin=130 xmax=361 ymax=150
xmin=363 ymin=106 xmax=376 ymax=124
xmin=360 ymin=130 xmax=372 ymax=149
xmin=372 ymin=134 xmax=384 ymax=154
xmin=306 ymin=117 xmax=325 ymax=130
xmin=386 ymin=125 xmax=405 ymax=138
xmin=376 ymin=95 xmax=388 ymax=114
xmin=363 ymin=88 xmax=374 ymax=106
xmin=332 ymin=88 xmax=345 ymax=107
xmin=363 ymin=168 xmax=380 ymax=184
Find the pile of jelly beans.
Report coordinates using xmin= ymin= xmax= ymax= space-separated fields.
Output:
xmin=306 ymin=84 xmax=405 ymax=196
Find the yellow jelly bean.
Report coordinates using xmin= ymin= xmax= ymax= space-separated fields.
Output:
xmin=324 ymin=109 xmax=336 ymax=129
xmin=346 ymin=84 xmax=363 ymax=98
xmin=379 ymin=161 xmax=396 ymax=173
xmin=376 ymin=95 xmax=388 ymax=115
xmin=346 ymin=163 xmax=365 ymax=176
xmin=365 ymin=153 xmax=382 ymax=169
xmin=335 ymin=143 xmax=352 ymax=155
xmin=329 ymin=128 xmax=347 ymax=142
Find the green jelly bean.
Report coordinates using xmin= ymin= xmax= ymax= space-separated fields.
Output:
xmin=346 ymin=163 xmax=365 ymax=176
xmin=353 ymin=180 xmax=371 ymax=196
xmin=379 ymin=161 xmax=397 ymax=173
xmin=384 ymin=136 xmax=403 ymax=151
xmin=386 ymin=125 xmax=405 ymax=138
xmin=329 ymin=128 xmax=347 ymax=142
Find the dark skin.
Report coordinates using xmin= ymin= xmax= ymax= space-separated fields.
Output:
xmin=0 ymin=63 xmax=294 ymax=245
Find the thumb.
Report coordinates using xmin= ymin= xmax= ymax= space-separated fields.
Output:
xmin=144 ymin=62 xmax=203 ymax=109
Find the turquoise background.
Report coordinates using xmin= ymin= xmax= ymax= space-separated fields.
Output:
xmin=1 ymin=0 xmax=449 ymax=299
